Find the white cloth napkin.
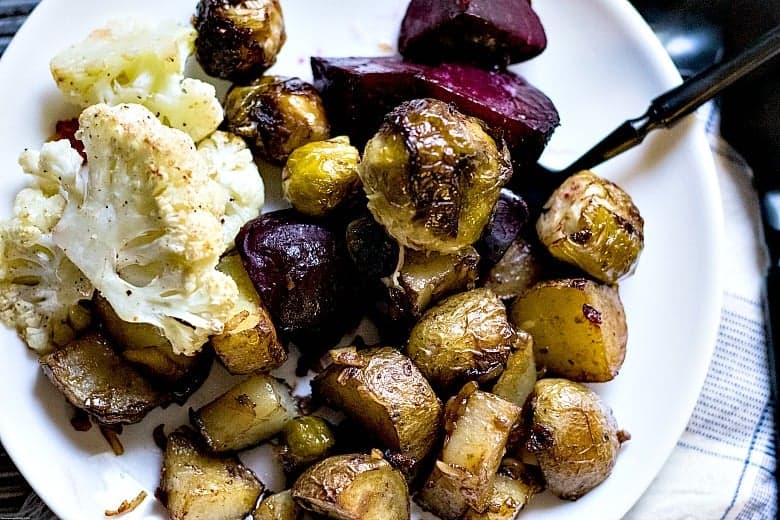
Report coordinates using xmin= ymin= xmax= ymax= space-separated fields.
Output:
xmin=627 ymin=108 xmax=777 ymax=519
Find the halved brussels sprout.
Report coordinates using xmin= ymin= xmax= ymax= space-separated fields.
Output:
xmin=359 ymin=98 xmax=512 ymax=253
xmin=224 ymin=76 xmax=329 ymax=164
xmin=194 ymin=0 xmax=286 ymax=81
xmin=536 ymin=170 xmax=644 ymax=284
xmin=282 ymin=136 xmax=361 ymax=217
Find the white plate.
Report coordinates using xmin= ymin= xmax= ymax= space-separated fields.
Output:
xmin=0 ymin=1 xmax=723 ymax=519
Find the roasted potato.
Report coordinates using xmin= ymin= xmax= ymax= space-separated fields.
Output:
xmin=224 ymin=76 xmax=329 ymax=164
xmin=40 ymin=331 xmax=163 ymax=425
xmin=461 ymin=459 xmax=544 ymax=520
xmin=526 ymin=379 xmax=629 ymax=500
xmin=193 ymin=0 xmax=286 ymax=81
xmin=282 ymin=136 xmax=362 ymax=217
xmin=383 ymin=246 xmax=480 ymax=322
xmin=536 ymin=170 xmax=644 ymax=284
xmin=191 ymin=374 xmax=298 ymax=452
xmin=416 ymin=382 xmax=521 ymax=517
xmin=212 ymin=253 xmax=286 ymax=375
xmin=509 ymin=278 xmax=628 ymax=382
xmin=158 ymin=427 xmax=264 ymax=520
xmin=93 ymin=293 xmax=198 ymax=383
xmin=406 ymin=288 xmax=514 ymax=393
xmin=253 ymin=490 xmax=300 ymax=520
xmin=278 ymin=416 xmax=337 ymax=474
xmin=359 ymin=98 xmax=512 ymax=253
xmin=312 ymin=347 xmax=442 ymax=472
xmin=491 ymin=329 xmax=537 ymax=408
xmin=291 ymin=452 xmax=410 ymax=520
xmin=482 ymin=239 xmax=543 ymax=300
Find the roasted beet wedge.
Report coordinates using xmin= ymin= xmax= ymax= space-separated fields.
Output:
xmin=398 ymin=0 xmax=547 ymax=69
xmin=310 ymin=56 xmax=559 ymax=167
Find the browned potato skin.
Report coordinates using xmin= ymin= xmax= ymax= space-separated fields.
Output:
xmin=40 ymin=331 xmax=163 ymax=425
xmin=406 ymin=288 xmax=515 ymax=393
xmin=509 ymin=278 xmax=627 ymax=382
xmin=93 ymin=294 xmax=198 ymax=383
xmin=417 ymin=382 xmax=521 ymax=517
xmin=312 ymin=347 xmax=442 ymax=469
xmin=253 ymin=490 xmax=300 ymax=520
xmin=191 ymin=374 xmax=298 ymax=452
xmin=526 ymin=379 xmax=627 ymax=500
xmin=158 ymin=427 xmax=264 ymax=520
xmin=212 ymin=253 xmax=286 ymax=374
xmin=291 ymin=453 xmax=410 ymax=520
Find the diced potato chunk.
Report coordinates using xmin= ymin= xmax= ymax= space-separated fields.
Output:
xmin=491 ymin=329 xmax=537 ymax=408
xmin=212 ymin=253 xmax=286 ymax=374
xmin=191 ymin=374 xmax=298 ymax=452
xmin=158 ymin=427 xmax=264 ymax=520
xmin=509 ymin=278 xmax=627 ymax=382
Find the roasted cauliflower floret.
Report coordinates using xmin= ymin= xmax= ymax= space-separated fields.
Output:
xmin=51 ymin=103 xmax=240 ymax=356
xmin=0 ymin=141 xmax=92 ymax=353
xmin=50 ymin=19 xmax=223 ymax=142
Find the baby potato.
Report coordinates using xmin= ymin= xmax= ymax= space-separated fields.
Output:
xmin=407 ymin=288 xmax=514 ymax=393
xmin=526 ymin=379 xmax=629 ymax=500
xmin=510 ymin=278 xmax=627 ymax=382
xmin=536 ymin=170 xmax=644 ymax=284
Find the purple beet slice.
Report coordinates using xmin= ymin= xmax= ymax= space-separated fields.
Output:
xmin=398 ymin=0 xmax=547 ymax=69
xmin=310 ymin=56 xmax=559 ymax=166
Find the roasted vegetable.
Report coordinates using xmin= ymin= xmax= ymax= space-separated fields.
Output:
xmin=491 ymin=329 xmax=536 ymax=408
xmin=312 ymin=347 xmax=442 ymax=470
xmin=236 ymin=210 xmax=360 ymax=349
xmin=345 ymin=215 xmax=400 ymax=281
xmin=158 ymin=427 xmax=264 ymax=520
xmin=40 ymin=331 xmax=163 ymax=425
xmin=360 ymin=98 xmax=512 ymax=253
xmin=477 ymin=189 xmax=531 ymax=267
xmin=407 ymin=288 xmax=514 ymax=393
xmin=291 ymin=452 xmax=410 ymax=520
xmin=527 ymin=379 xmax=629 ymax=500
xmin=482 ymin=239 xmax=544 ymax=300
xmin=398 ymin=0 xmax=547 ymax=68
xmin=311 ymin=56 xmax=559 ymax=163
xmin=510 ymin=278 xmax=628 ymax=382
xmin=383 ymin=246 xmax=480 ymax=322
xmin=224 ymin=76 xmax=329 ymax=164
xmin=461 ymin=459 xmax=544 ymax=520
xmin=93 ymin=293 xmax=199 ymax=384
xmin=536 ymin=170 xmax=644 ymax=284
xmin=416 ymin=382 xmax=521 ymax=518
xmin=212 ymin=253 xmax=286 ymax=375
xmin=253 ymin=490 xmax=300 ymax=520
xmin=278 ymin=416 xmax=337 ymax=474
xmin=193 ymin=0 xmax=286 ymax=81
xmin=191 ymin=374 xmax=297 ymax=452
xmin=282 ymin=136 xmax=361 ymax=217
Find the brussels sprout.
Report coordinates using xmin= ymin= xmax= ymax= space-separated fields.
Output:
xmin=406 ymin=288 xmax=514 ymax=393
xmin=359 ymin=98 xmax=512 ymax=253
xmin=224 ymin=76 xmax=330 ymax=164
xmin=278 ymin=416 xmax=337 ymax=474
xmin=282 ymin=136 xmax=361 ymax=217
xmin=527 ymin=379 xmax=629 ymax=500
xmin=536 ymin=170 xmax=644 ymax=284
xmin=193 ymin=0 xmax=286 ymax=81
